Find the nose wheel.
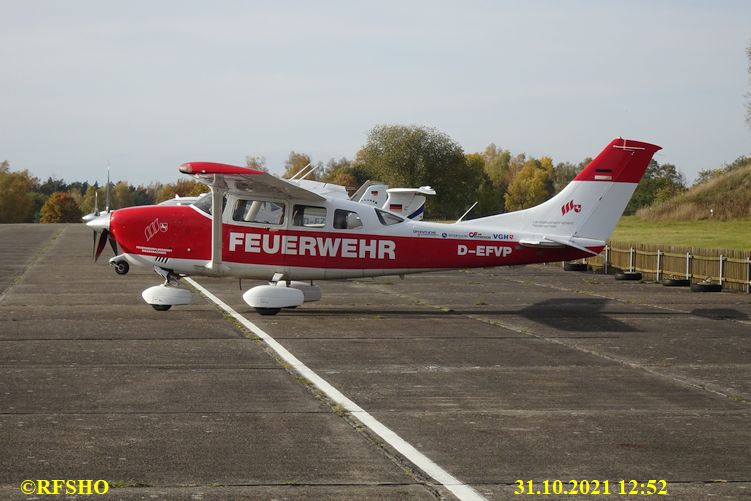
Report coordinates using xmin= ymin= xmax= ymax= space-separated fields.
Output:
xmin=151 ymin=304 xmax=172 ymax=311
xmin=112 ymin=260 xmax=129 ymax=275
xmin=109 ymin=255 xmax=130 ymax=275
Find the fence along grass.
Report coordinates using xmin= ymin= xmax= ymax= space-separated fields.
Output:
xmin=584 ymin=241 xmax=751 ymax=292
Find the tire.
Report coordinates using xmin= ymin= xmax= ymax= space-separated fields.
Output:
xmin=256 ymin=307 xmax=281 ymax=316
xmin=113 ymin=260 xmax=129 ymax=275
xmin=690 ymin=282 xmax=723 ymax=293
xmin=151 ymin=304 xmax=172 ymax=311
xmin=564 ymin=262 xmax=589 ymax=271
xmin=615 ymin=271 xmax=642 ymax=281
xmin=662 ymin=278 xmax=690 ymax=287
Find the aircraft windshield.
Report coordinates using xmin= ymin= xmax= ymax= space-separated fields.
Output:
xmin=192 ymin=193 xmax=227 ymax=216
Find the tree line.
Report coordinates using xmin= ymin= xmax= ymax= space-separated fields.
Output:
xmin=1 ymin=125 xmax=689 ymax=223
xmin=0 ymin=160 xmax=208 ymax=223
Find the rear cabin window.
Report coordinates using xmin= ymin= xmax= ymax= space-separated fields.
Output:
xmin=292 ymin=205 xmax=327 ymax=228
xmin=232 ymin=199 xmax=285 ymax=225
xmin=333 ymin=209 xmax=363 ymax=230
xmin=375 ymin=208 xmax=403 ymax=226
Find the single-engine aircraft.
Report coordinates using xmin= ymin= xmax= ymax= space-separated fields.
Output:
xmin=87 ymin=138 xmax=660 ymax=315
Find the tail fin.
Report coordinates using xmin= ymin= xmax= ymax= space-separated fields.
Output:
xmin=469 ymin=138 xmax=661 ymax=242
xmin=384 ymin=186 xmax=436 ymax=220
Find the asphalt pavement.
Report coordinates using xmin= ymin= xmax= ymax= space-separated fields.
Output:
xmin=1 ymin=223 xmax=750 ymax=499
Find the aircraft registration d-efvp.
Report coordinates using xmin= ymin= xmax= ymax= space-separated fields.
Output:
xmin=87 ymin=138 xmax=660 ymax=315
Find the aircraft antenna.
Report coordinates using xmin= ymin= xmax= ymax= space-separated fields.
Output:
xmin=298 ymin=163 xmax=320 ymax=181
xmin=288 ymin=163 xmax=312 ymax=181
xmin=455 ymin=201 xmax=478 ymax=223
xmin=105 ymin=164 xmax=111 ymax=212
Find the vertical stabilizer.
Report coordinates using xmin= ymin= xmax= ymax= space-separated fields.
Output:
xmin=467 ymin=138 xmax=661 ymax=242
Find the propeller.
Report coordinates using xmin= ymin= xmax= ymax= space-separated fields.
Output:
xmin=94 ymin=229 xmax=109 ymax=261
xmin=92 ymin=228 xmax=120 ymax=262
xmin=88 ymin=166 xmax=117 ymax=262
xmin=87 ymin=211 xmax=116 ymax=262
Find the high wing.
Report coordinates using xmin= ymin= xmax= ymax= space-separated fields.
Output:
xmin=180 ymin=162 xmax=325 ymax=202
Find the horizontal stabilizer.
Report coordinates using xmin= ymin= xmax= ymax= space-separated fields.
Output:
xmin=520 ymin=236 xmax=605 ymax=255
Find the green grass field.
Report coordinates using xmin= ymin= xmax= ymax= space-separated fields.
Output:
xmin=611 ymin=216 xmax=751 ymax=250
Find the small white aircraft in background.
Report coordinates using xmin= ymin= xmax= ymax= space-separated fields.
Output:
xmin=87 ymin=138 xmax=660 ymax=315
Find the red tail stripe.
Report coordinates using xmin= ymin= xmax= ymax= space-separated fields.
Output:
xmin=574 ymin=138 xmax=661 ymax=184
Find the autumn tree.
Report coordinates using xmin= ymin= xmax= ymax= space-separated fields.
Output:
xmin=38 ymin=176 xmax=68 ymax=196
xmin=353 ymin=125 xmax=481 ymax=217
xmin=80 ymin=185 xmax=102 ymax=214
xmin=110 ymin=181 xmax=135 ymax=209
xmin=246 ymin=155 xmax=269 ymax=172
xmin=463 ymin=153 xmax=496 ymax=217
xmin=39 ymin=192 xmax=82 ymax=223
xmin=319 ymin=157 xmax=370 ymax=193
xmin=0 ymin=162 xmax=38 ymax=223
xmin=155 ymin=179 xmax=209 ymax=203
xmin=133 ymin=184 xmax=157 ymax=206
xmin=283 ymin=151 xmax=316 ymax=180
xmin=504 ymin=162 xmax=553 ymax=211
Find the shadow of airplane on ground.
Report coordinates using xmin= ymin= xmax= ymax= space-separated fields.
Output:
xmin=690 ymin=308 xmax=749 ymax=321
xmin=280 ymin=298 xmax=643 ymax=333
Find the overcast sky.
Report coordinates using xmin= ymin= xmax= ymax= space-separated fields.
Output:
xmin=1 ymin=0 xmax=749 ymax=186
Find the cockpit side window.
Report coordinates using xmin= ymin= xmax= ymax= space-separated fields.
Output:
xmin=232 ymin=199 xmax=285 ymax=225
xmin=333 ymin=209 xmax=363 ymax=230
xmin=292 ymin=205 xmax=327 ymax=228
xmin=375 ymin=208 xmax=404 ymax=226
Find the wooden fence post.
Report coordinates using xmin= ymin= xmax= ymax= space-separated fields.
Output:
xmin=604 ymin=245 xmax=609 ymax=274
xmin=629 ymin=247 xmax=634 ymax=272
xmin=656 ymin=249 xmax=662 ymax=281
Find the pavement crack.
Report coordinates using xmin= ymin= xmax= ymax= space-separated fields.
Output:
xmin=0 ymin=226 xmax=65 ymax=304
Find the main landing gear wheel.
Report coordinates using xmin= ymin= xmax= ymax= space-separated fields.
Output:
xmin=151 ymin=304 xmax=172 ymax=311
xmin=615 ymin=271 xmax=642 ymax=281
xmin=113 ymin=260 xmax=129 ymax=275
xmin=255 ymin=307 xmax=281 ymax=316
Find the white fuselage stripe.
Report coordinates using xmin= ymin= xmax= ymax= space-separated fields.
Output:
xmin=185 ymin=277 xmax=485 ymax=501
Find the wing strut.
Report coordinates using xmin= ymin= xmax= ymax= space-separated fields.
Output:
xmin=208 ymin=175 xmax=228 ymax=273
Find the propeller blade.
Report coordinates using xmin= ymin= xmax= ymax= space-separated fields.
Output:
xmin=94 ymin=229 xmax=109 ymax=262
xmin=108 ymin=234 xmax=118 ymax=256
xmin=92 ymin=230 xmax=97 ymax=259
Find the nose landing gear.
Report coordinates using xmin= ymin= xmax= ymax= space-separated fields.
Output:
xmin=108 ymin=255 xmax=130 ymax=275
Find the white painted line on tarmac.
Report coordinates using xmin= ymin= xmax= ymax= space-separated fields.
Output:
xmin=185 ymin=277 xmax=485 ymax=501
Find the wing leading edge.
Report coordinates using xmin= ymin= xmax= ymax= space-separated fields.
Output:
xmin=180 ymin=162 xmax=326 ymax=202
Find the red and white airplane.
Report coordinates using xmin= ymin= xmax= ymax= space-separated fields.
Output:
xmin=87 ymin=138 xmax=660 ymax=315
